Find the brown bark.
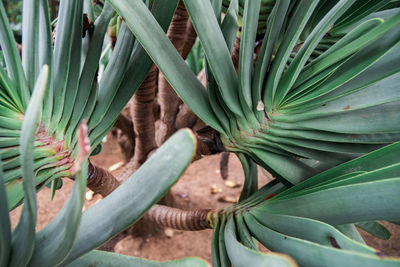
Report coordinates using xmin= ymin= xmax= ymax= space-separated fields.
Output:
xmin=87 ymin=162 xmax=120 ymax=197
xmin=220 ymin=152 xmax=230 ymax=180
xmin=114 ymin=113 xmax=135 ymax=146
xmin=180 ymin=19 xmax=197 ymax=60
xmin=87 ymin=163 xmax=211 ymax=232
xmin=131 ymin=65 xmax=158 ymax=166
xmin=175 ymin=104 xmax=198 ymax=130
xmin=232 ymin=36 xmax=241 ymax=71
xmin=156 ymin=0 xmax=189 ymax=146
xmin=144 ymin=205 xmax=211 ymax=231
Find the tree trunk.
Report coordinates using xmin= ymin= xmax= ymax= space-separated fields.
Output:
xmin=156 ymin=0 xmax=189 ymax=145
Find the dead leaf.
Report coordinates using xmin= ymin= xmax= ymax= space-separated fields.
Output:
xmin=210 ymin=184 xmax=222 ymax=194
xmin=108 ymin=161 xmax=124 ymax=172
xmin=218 ymin=195 xmax=238 ymax=203
xmin=224 ymin=180 xmax=241 ymax=188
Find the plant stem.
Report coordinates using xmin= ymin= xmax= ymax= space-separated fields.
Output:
xmin=144 ymin=205 xmax=212 ymax=231
xmin=87 ymin=162 xmax=120 ymax=197
xmin=88 ymin=162 xmax=213 ymax=231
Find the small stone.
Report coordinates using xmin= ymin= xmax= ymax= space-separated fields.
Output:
xmin=257 ymin=100 xmax=265 ymax=111
xmin=178 ymin=193 xmax=188 ymax=198
xmin=164 ymin=228 xmax=174 ymax=238
xmin=224 ymin=180 xmax=241 ymax=188
xmin=85 ymin=190 xmax=94 ymax=201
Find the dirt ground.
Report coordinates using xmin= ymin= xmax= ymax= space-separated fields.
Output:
xmin=10 ymin=133 xmax=400 ymax=264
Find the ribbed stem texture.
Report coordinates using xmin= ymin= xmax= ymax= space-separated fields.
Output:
xmin=87 ymin=162 xmax=120 ymax=197
xmin=145 ymin=204 xmax=211 ymax=231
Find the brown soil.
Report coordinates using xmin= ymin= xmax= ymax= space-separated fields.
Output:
xmin=9 ymin=133 xmax=400 ymax=264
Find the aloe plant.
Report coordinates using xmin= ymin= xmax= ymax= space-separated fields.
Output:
xmin=110 ymin=0 xmax=400 ymax=190
xmin=105 ymin=0 xmax=400 ymax=265
xmin=0 ymin=0 xmax=183 ymax=210
xmin=0 ymin=0 xmax=210 ymax=265
xmin=2 ymin=0 xmax=400 ymax=266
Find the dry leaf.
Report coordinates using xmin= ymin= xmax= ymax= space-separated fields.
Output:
xmin=217 ymin=195 xmax=238 ymax=203
xmin=224 ymin=180 xmax=241 ymax=188
xmin=108 ymin=161 xmax=124 ymax=172
xmin=210 ymin=184 xmax=222 ymax=194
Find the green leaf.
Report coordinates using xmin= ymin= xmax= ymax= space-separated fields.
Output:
xmin=86 ymin=0 xmax=180 ymax=145
xmin=356 ymin=222 xmax=392 ymax=240
xmin=224 ymin=216 xmax=297 ymax=267
xmin=0 ymin=1 xmax=29 ymax=110
xmin=249 ymin=147 xmax=318 ymax=186
xmin=68 ymin=250 xmax=209 ymax=267
xmin=108 ymin=0 xmax=224 ymax=133
xmin=211 ymin=215 xmax=221 ymax=267
xmin=244 ymin=213 xmax=400 ymax=267
xmin=61 ymin=129 xmax=196 ymax=265
xmin=274 ymin=141 xmax=400 ymax=198
xmin=21 ymin=0 xmax=40 ymax=89
xmin=38 ymin=0 xmax=54 ymax=128
xmin=238 ymin=0 xmax=261 ymax=109
xmin=295 ymin=11 xmax=400 ymax=92
xmin=237 ymin=153 xmax=258 ymax=201
xmin=336 ymin=224 xmax=366 ymax=244
xmin=64 ymin=3 xmax=114 ymax=144
xmin=9 ymin=65 xmax=49 ymax=267
xmin=263 ymin=0 xmax=319 ymax=112
xmin=220 ymin=0 xmax=239 ymax=53
xmin=249 ymin=213 xmax=376 ymax=255
xmin=57 ymin=0 xmax=85 ymax=134
xmin=333 ymin=0 xmax=391 ymax=32
xmin=274 ymin=0 xmax=355 ymax=107
xmin=218 ymin=214 xmax=230 ymax=267
xmin=184 ymin=0 xmax=243 ymax=117
xmin=0 ymin=161 xmax=11 ymax=267
xmin=50 ymin=0 xmax=79 ymax=133
xmin=234 ymin=213 xmax=257 ymax=251
xmin=258 ymin=178 xmax=400 ymax=225
xmin=87 ymin=22 xmax=135 ymax=130
xmin=29 ymin=158 xmax=88 ymax=267
xmin=252 ymin=0 xmax=290 ymax=116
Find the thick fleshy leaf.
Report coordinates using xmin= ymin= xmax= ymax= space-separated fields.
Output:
xmin=21 ymin=0 xmax=40 ymax=89
xmin=244 ymin=213 xmax=400 ymax=267
xmin=274 ymin=0 xmax=355 ymax=107
xmin=0 ymin=161 xmax=11 ymax=267
xmin=252 ymin=0 xmax=289 ymax=115
xmin=108 ymin=0 xmax=224 ymax=133
xmin=0 ymin=1 xmax=28 ymax=110
xmin=237 ymin=153 xmax=258 ymax=201
xmin=184 ymin=0 xmax=243 ymax=117
xmin=61 ymin=129 xmax=196 ymax=265
xmin=257 ymin=178 xmax=400 ymax=225
xmin=63 ymin=2 xmax=114 ymax=145
xmin=87 ymin=22 xmax=135 ymax=131
xmin=86 ymin=0 xmax=180 ymax=147
xmin=263 ymin=0 xmax=319 ymax=111
xmin=356 ymin=222 xmax=392 ymax=240
xmin=67 ymin=250 xmax=209 ymax=267
xmin=9 ymin=66 xmax=48 ymax=267
xmin=50 ymin=0 xmax=79 ymax=133
xmin=238 ymin=0 xmax=261 ymax=109
xmin=224 ymin=216 xmax=297 ymax=267
xmin=29 ymin=149 xmax=88 ymax=267
xmin=250 ymin=213 xmax=376 ymax=255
